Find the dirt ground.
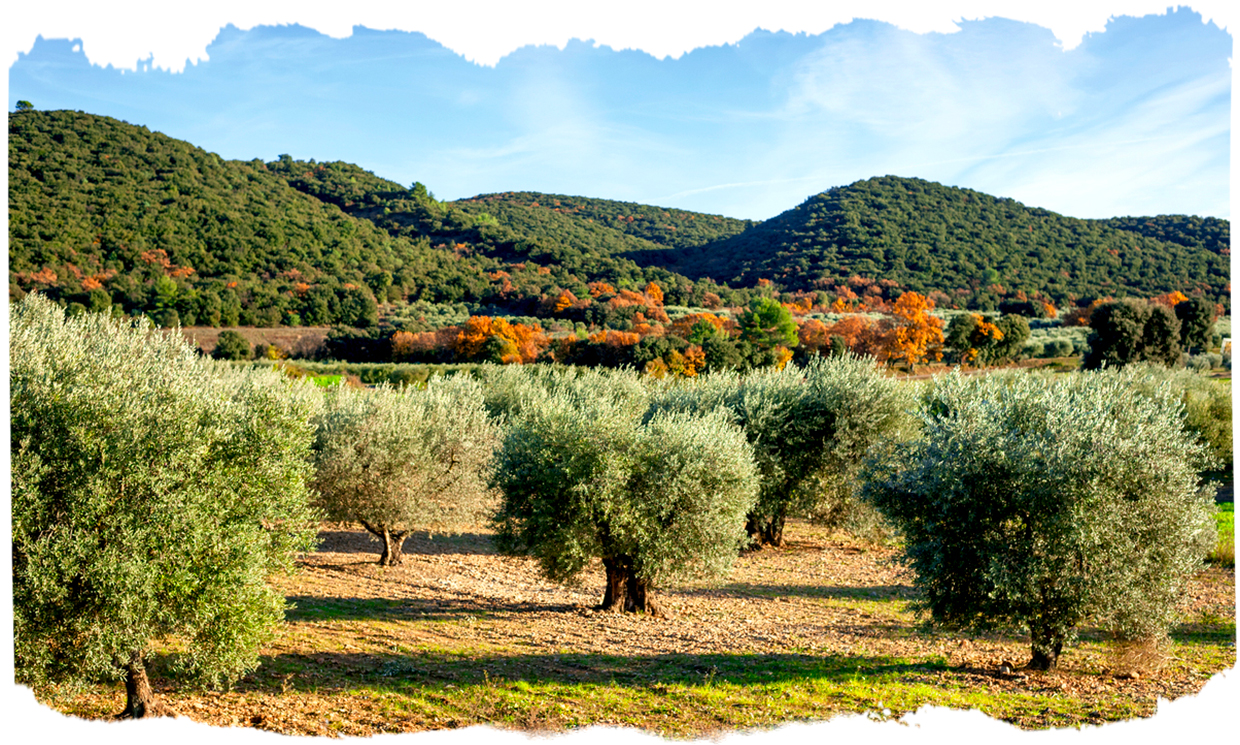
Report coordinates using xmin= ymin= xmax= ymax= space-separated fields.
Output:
xmin=44 ymin=520 xmax=1236 ymax=736
xmin=283 ymin=522 xmax=1234 ymax=677
xmin=175 ymin=326 xmax=331 ymax=356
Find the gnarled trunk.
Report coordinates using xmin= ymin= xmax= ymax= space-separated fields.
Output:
xmin=600 ymin=556 xmax=630 ymax=612
xmin=598 ymin=555 xmax=666 ymax=617
xmin=745 ymin=510 xmax=786 ymax=548
xmin=624 ymin=572 xmax=667 ymax=618
xmin=359 ymin=520 xmax=407 ymax=566
xmin=1028 ymin=622 xmax=1065 ymax=671
xmin=117 ymin=651 xmax=168 ymax=719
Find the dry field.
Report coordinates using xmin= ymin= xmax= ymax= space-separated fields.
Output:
xmin=174 ymin=326 xmax=331 ymax=357
xmin=44 ymin=520 xmax=1235 ymax=738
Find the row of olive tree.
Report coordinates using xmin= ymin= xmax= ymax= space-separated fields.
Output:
xmin=13 ymin=293 xmax=1224 ymax=716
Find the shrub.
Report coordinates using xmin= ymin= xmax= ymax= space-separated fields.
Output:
xmin=1043 ymin=338 xmax=1076 ymax=358
xmin=310 ymin=376 xmax=499 ymax=565
xmin=213 ymin=329 xmax=252 ymax=360
xmin=862 ymin=370 xmax=1215 ymax=670
xmin=1115 ymin=364 xmax=1232 ymax=479
xmin=491 ymin=382 xmax=757 ymax=615
xmin=1186 ymin=353 xmax=1223 ymax=372
xmin=11 ymin=295 xmax=320 ymax=717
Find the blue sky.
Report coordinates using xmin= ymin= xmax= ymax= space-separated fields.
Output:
xmin=6 ymin=3 xmax=1232 ymax=221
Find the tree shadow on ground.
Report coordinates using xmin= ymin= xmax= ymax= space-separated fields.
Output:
xmin=679 ymin=582 xmax=917 ymax=602
xmin=285 ymin=593 xmax=584 ymax=622
xmin=242 ymin=648 xmax=948 ymax=692
xmin=315 ymin=529 xmax=497 ymax=557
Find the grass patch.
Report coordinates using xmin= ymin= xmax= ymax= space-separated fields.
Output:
xmin=1210 ymin=503 xmax=1234 ymax=568
xmin=308 ymin=374 xmax=344 ymax=387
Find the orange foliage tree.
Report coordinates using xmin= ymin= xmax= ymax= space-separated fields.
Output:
xmin=645 ymin=282 xmax=664 ymax=306
xmin=1152 ymin=290 xmax=1189 ymax=308
xmin=797 ymin=319 xmax=832 ymax=355
xmin=884 ymin=292 xmax=944 ymax=368
xmin=553 ymin=289 xmax=579 ymax=314
xmin=454 ymin=316 xmax=549 ymax=364
xmin=667 ymin=312 xmax=730 ymax=340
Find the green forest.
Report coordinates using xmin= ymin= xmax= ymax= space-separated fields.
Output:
xmin=8 ymin=109 xmax=1231 ymax=330
xmin=633 ymin=176 xmax=1230 ymax=306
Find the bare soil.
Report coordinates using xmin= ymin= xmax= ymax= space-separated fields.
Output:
xmin=43 ymin=520 xmax=1236 ymax=737
xmin=174 ymin=326 xmax=331 ymax=356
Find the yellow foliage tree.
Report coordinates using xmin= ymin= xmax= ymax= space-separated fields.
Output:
xmin=645 ymin=282 xmax=664 ymax=305
xmin=885 ymin=292 xmax=944 ymax=368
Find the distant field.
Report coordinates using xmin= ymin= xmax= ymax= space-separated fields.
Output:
xmin=176 ymin=326 xmax=332 ymax=357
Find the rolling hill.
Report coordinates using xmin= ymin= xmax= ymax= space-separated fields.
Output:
xmin=8 ymin=110 xmax=1229 ymax=329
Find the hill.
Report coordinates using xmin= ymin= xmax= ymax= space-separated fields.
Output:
xmin=9 ymin=111 xmax=1229 ymax=328
xmin=626 ymin=176 xmax=1229 ymax=308
xmin=8 ymin=111 xmax=710 ymax=324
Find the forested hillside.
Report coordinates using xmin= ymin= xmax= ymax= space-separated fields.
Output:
xmin=9 ymin=111 xmax=708 ymax=323
xmin=8 ymin=111 xmax=487 ymax=325
xmin=628 ymin=176 xmax=1230 ymax=308
xmin=266 ymin=157 xmax=699 ymax=297
xmin=9 ymin=111 xmax=1230 ymax=328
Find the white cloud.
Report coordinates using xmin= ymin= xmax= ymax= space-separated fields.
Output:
xmin=5 ymin=2 xmax=1237 ymax=72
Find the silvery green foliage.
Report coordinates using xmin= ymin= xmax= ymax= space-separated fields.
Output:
xmin=491 ymin=376 xmax=757 ymax=589
xmin=648 ymin=354 xmax=916 ymax=543
xmin=1112 ymin=363 xmax=1231 ymax=476
xmin=311 ymin=376 xmax=499 ymax=537
xmin=11 ymin=294 xmax=320 ymax=691
xmin=476 ymin=363 xmax=651 ymax=423
xmin=862 ymin=369 xmax=1215 ymax=666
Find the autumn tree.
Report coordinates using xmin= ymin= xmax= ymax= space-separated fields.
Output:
xmin=454 ymin=315 xmax=549 ymax=364
xmin=863 ymin=370 xmax=1216 ymax=670
xmin=311 ymin=377 xmax=499 ymax=566
xmin=12 ymin=294 xmax=320 ymax=718
xmin=884 ymin=291 xmax=944 ymax=369
xmin=491 ymin=376 xmax=757 ymax=615
xmin=645 ymin=281 xmax=664 ymax=305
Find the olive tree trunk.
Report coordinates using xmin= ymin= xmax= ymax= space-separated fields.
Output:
xmin=746 ymin=511 xmax=786 ymax=548
xmin=1028 ymin=622 xmax=1066 ymax=671
xmin=359 ymin=520 xmax=408 ymax=566
xmin=598 ymin=555 xmax=666 ymax=617
xmin=117 ymin=651 xmax=168 ymax=719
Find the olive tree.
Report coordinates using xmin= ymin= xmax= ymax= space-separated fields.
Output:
xmin=649 ymin=354 xmax=915 ymax=546
xmin=310 ymin=376 xmax=499 ymax=565
xmin=491 ymin=384 xmax=758 ymax=616
xmin=862 ymin=370 xmax=1216 ymax=670
xmin=1115 ymin=364 xmax=1232 ymax=479
xmin=11 ymin=294 xmax=320 ymax=718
